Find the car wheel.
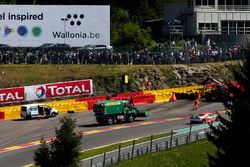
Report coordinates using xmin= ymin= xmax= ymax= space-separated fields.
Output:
xmin=27 ymin=115 xmax=32 ymax=120
xmin=127 ymin=115 xmax=135 ymax=123
xmin=107 ymin=117 xmax=114 ymax=125
xmin=51 ymin=112 xmax=56 ymax=117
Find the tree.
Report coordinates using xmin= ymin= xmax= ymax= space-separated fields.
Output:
xmin=34 ymin=139 xmax=51 ymax=167
xmin=34 ymin=116 xmax=82 ymax=167
xmin=113 ymin=22 xmax=155 ymax=50
xmin=207 ymin=46 xmax=250 ymax=167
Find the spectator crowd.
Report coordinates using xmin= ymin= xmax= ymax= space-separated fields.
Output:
xmin=0 ymin=40 xmax=244 ymax=65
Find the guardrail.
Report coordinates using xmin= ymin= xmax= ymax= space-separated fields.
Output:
xmin=80 ymin=124 xmax=217 ymax=167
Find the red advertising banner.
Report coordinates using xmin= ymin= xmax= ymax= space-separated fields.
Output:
xmin=46 ymin=80 xmax=93 ymax=98
xmin=0 ymin=87 xmax=25 ymax=103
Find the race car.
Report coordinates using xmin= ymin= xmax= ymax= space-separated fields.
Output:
xmin=190 ymin=112 xmax=218 ymax=124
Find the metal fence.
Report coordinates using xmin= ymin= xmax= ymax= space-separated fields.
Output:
xmin=80 ymin=127 xmax=212 ymax=167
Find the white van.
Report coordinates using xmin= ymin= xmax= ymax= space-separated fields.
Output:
xmin=20 ymin=104 xmax=58 ymax=119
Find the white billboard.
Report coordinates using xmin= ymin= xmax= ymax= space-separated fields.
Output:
xmin=0 ymin=5 xmax=110 ymax=47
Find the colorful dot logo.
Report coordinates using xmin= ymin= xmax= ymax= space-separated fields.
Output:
xmin=3 ymin=26 xmax=13 ymax=37
xmin=17 ymin=25 xmax=28 ymax=37
xmin=32 ymin=26 xmax=42 ymax=37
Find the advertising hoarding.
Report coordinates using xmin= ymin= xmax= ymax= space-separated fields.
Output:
xmin=46 ymin=80 xmax=93 ymax=98
xmin=25 ymin=85 xmax=46 ymax=101
xmin=0 ymin=5 xmax=110 ymax=47
xmin=24 ymin=79 xmax=93 ymax=101
xmin=0 ymin=87 xmax=25 ymax=103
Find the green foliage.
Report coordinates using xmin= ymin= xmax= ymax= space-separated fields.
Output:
xmin=34 ymin=139 xmax=51 ymax=167
xmin=33 ymin=116 xmax=82 ymax=167
xmin=113 ymin=22 xmax=155 ymax=50
xmin=111 ymin=7 xmax=129 ymax=27
xmin=207 ymin=44 xmax=250 ymax=166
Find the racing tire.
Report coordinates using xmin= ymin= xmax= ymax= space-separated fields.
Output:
xmin=127 ymin=115 xmax=135 ymax=123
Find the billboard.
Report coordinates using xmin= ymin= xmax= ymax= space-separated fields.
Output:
xmin=0 ymin=5 xmax=110 ymax=47
xmin=46 ymin=80 xmax=93 ymax=98
xmin=24 ymin=79 xmax=93 ymax=101
xmin=0 ymin=87 xmax=25 ymax=103
xmin=25 ymin=85 xmax=46 ymax=101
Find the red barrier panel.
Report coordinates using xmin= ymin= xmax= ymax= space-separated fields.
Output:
xmin=87 ymin=101 xmax=95 ymax=110
xmin=0 ymin=112 xmax=4 ymax=120
xmin=76 ymin=96 xmax=106 ymax=102
xmin=133 ymin=94 xmax=155 ymax=105
xmin=76 ymin=91 xmax=155 ymax=110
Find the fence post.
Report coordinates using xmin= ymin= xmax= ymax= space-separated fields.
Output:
xmin=170 ymin=130 xmax=173 ymax=150
xmin=165 ymin=141 xmax=168 ymax=150
xmin=150 ymin=135 xmax=153 ymax=154
xmin=132 ymin=140 xmax=135 ymax=159
xmin=196 ymin=132 xmax=199 ymax=140
xmin=186 ymin=136 xmax=189 ymax=144
xmin=188 ymin=124 xmax=192 ymax=142
xmin=176 ymin=138 xmax=178 ymax=146
xmin=103 ymin=152 xmax=106 ymax=167
xmin=90 ymin=158 xmax=93 ymax=167
xmin=118 ymin=144 xmax=121 ymax=164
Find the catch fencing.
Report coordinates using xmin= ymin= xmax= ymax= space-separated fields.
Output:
xmin=80 ymin=126 xmax=213 ymax=167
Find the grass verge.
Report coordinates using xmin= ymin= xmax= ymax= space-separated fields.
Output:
xmin=111 ymin=140 xmax=216 ymax=167
xmin=78 ymin=132 xmax=172 ymax=160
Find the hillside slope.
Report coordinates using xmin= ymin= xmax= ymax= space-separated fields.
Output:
xmin=0 ymin=61 xmax=241 ymax=95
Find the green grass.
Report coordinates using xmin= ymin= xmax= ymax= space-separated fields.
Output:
xmin=0 ymin=63 xmax=238 ymax=88
xmin=111 ymin=140 xmax=216 ymax=167
xmin=78 ymin=132 xmax=172 ymax=160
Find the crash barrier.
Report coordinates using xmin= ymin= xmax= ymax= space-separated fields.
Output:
xmin=0 ymin=99 xmax=88 ymax=120
xmin=0 ymin=85 xmax=206 ymax=120
xmin=144 ymin=85 xmax=204 ymax=103
xmin=80 ymin=127 xmax=212 ymax=167
xmin=44 ymin=100 xmax=88 ymax=113
xmin=0 ymin=112 xmax=4 ymax=120
xmin=0 ymin=106 xmax=20 ymax=120
xmin=76 ymin=92 xmax=155 ymax=110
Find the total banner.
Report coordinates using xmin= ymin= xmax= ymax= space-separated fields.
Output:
xmin=46 ymin=79 xmax=93 ymax=98
xmin=24 ymin=79 xmax=93 ymax=101
xmin=0 ymin=87 xmax=25 ymax=103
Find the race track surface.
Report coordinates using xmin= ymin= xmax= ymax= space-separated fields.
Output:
xmin=0 ymin=100 xmax=225 ymax=167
